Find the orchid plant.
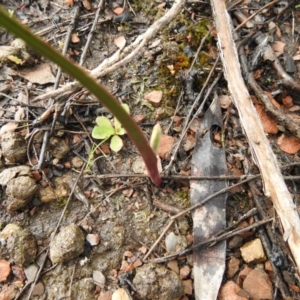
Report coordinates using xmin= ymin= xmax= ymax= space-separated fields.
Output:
xmin=0 ymin=7 xmax=162 ymax=186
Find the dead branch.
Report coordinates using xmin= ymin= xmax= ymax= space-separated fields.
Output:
xmin=31 ymin=0 xmax=186 ymax=103
xmin=210 ymin=0 xmax=300 ymax=274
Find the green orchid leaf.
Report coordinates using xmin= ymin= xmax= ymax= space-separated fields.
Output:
xmin=92 ymin=116 xmax=115 ymax=139
xmin=95 ymin=116 xmax=113 ymax=128
xmin=115 ymin=127 xmax=126 ymax=136
xmin=110 ymin=135 xmax=123 ymax=152
xmin=92 ymin=126 xmax=114 ymax=140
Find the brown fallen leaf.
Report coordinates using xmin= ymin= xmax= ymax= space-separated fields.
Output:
xmin=0 ymin=259 xmax=11 ymax=282
xmin=82 ymin=0 xmax=91 ymax=10
xmin=114 ymin=36 xmax=126 ymax=49
xmin=0 ymin=122 xmax=18 ymax=137
xmin=65 ymin=0 xmax=73 ymax=6
xmin=19 ymin=63 xmax=55 ymax=85
xmin=293 ymin=54 xmax=300 ymax=61
xmin=277 ymin=134 xmax=300 ymax=154
xmin=289 ymin=284 xmax=300 ymax=293
xmin=157 ymin=2 xmax=166 ymax=9
xmin=183 ymin=279 xmax=193 ymax=295
xmin=183 ymin=134 xmax=196 ymax=151
xmin=71 ymin=33 xmax=80 ymax=43
xmin=254 ymin=103 xmax=278 ymax=134
xmin=263 ymin=91 xmax=281 ymax=109
xmin=14 ymin=106 xmax=25 ymax=121
xmin=272 ymin=41 xmax=286 ymax=57
xmin=219 ymin=94 xmax=232 ymax=109
xmin=157 ymin=134 xmax=174 ymax=158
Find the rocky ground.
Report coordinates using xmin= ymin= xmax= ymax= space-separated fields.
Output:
xmin=0 ymin=0 xmax=300 ymax=299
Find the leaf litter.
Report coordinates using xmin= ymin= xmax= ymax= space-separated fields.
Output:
xmin=0 ymin=0 xmax=300 ymax=299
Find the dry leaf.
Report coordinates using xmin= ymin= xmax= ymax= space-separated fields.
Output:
xmin=293 ymin=54 xmax=300 ymax=61
xmin=113 ymin=7 xmax=124 ymax=15
xmin=0 ymin=122 xmax=18 ymax=137
xmin=264 ymin=91 xmax=281 ymax=109
xmin=254 ymin=103 xmax=278 ymax=134
xmin=98 ymin=291 xmax=113 ymax=300
xmin=219 ymin=94 xmax=232 ymax=109
xmin=172 ymin=115 xmax=182 ymax=126
xmin=189 ymin=118 xmax=200 ymax=133
xmin=144 ymin=90 xmax=163 ymax=107
xmin=112 ymin=288 xmax=130 ymax=300
xmin=82 ymin=0 xmax=91 ymax=10
xmin=157 ymin=135 xmax=174 ymax=158
xmin=114 ymin=36 xmax=126 ymax=49
xmin=275 ymin=25 xmax=282 ymax=37
xmin=157 ymin=2 xmax=166 ymax=9
xmin=71 ymin=33 xmax=80 ymax=43
xmin=19 ymin=64 xmax=55 ymax=85
xmin=14 ymin=106 xmax=25 ymax=121
xmin=132 ymin=114 xmax=145 ymax=124
xmin=282 ymin=95 xmax=293 ymax=108
xmin=272 ymin=41 xmax=286 ymax=57
xmin=289 ymin=284 xmax=300 ymax=293
xmin=65 ymin=0 xmax=74 ymax=6
xmin=253 ymin=69 xmax=263 ymax=80
xmin=277 ymin=134 xmax=300 ymax=154
xmin=183 ymin=134 xmax=196 ymax=151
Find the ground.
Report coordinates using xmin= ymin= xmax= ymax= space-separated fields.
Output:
xmin=0 ymin=0 xmax=300 ymax=299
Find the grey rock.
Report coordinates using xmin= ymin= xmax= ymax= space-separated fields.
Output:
xmin=71 ymin=278 xmax=94 ymax=300
xmin=24 ymin=263 xmax=39 ymax=283
xmin=0 ymin=165 xmax=31 ymax=185
xmin=93 ymin=270 xmax=105 ymax=287
xmin=49 ymin=224 xmax=85 ymax=264
xmin=48 ymin=137 xmax=70 ymax=160
xmin=0 ymin=224 xmax=37 ymax=267
xmin=6 ymin=176 xmax=38 ymax=211
xmin=133 ymin=263 xmax=183 ymax=300
xmin=1 ymin=131 xmax=27 ymax=163
xmin=32 ymin=282 xmax=45 ymax=296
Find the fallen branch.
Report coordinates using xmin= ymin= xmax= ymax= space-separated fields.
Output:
xmin=32 ymin=0 xmax=186 ymax=103
xmin=210 ymin=0 xmax=300 ymax=273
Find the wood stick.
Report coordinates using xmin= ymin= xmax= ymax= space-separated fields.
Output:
xmin=210 ymin=0 xmax=300 ymax=274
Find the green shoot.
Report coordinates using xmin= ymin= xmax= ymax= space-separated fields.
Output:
xmin=92 ymin=104 xmax=129 ymax=153
xmin=150 ymin=123 xmax=162 ymax=154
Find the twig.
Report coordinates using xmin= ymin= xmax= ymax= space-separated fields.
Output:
xmin=54 ymin=6 xmax=80 ymax=89
xmin=143 ymin=219 xmax=175 ymax=261
xmin=233 ymin=0 xmax=279 ymax=33
xmin=79 ymin=0 xmax=104 ymax=66
xmin=164 ymin=56 xmax=221 ymax=173
xmin=148 ymin=217 xmax=273 ymax=263
xmin=31 ymin=0 xmax=186 ymax=103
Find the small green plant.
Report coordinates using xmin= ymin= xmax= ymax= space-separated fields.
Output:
xmin=150 ymin=123 xmax=162 ymax=154
xmin=0 ymin=7 xmax=162 ymax=185
xmin=92 ymin=104 xmax=130 ymax=152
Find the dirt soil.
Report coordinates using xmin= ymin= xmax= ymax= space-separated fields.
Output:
xmin=0 ymin=0 xmax=300 ymax=299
